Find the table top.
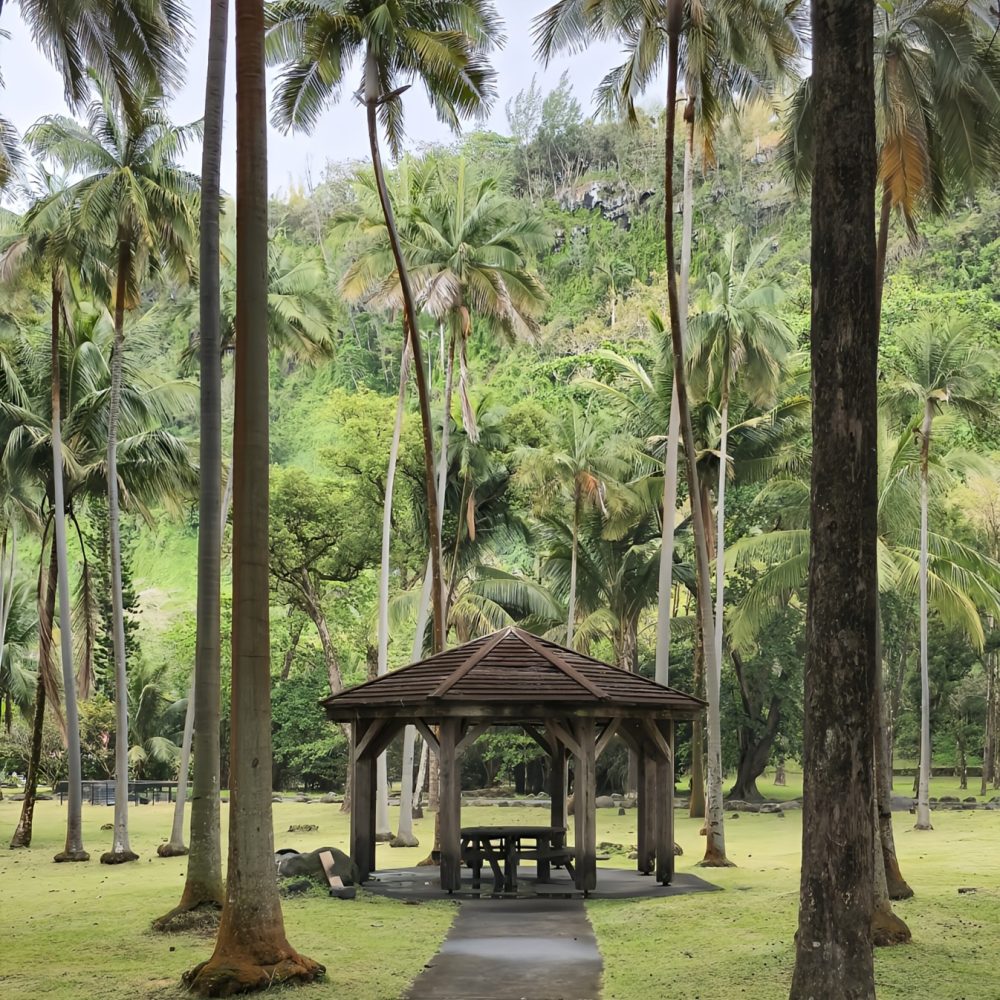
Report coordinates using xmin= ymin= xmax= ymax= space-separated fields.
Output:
xmin=460 ymin=825 xmax=565 ymax=838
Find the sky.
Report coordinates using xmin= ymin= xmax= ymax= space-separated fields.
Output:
xmin=1 ymin=2 xmax=635 ymax=198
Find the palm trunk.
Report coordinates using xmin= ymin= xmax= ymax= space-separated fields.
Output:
xmin=875 ymin=180 xmax=891 ymax=309
xmin=185 ymin=2 xmax=320 ymax=990
xmin=790 ymin=0 xmax=878 ymax=991
xmin=870 ymin=764 xmax=911 ymax=946
xmin=654 ymin=114 xmax=694 ymax=688
xmin=376 ymin=346 xmax=410 ymax=841
xmin=162 ymin=675 xmax=195 ymax=856
xmin=364 ymin=50 xmax=445 ymax=656
xmin=101 ymin=239 xmax=137 ymax=865
xmin=49 ymin=278 xmax=87 ymax=864
xmin=567 ymin=492 xmax=581 ymax=648
xmin=915 ymin=399 xmax=934 ymax=830
xmin=662 ymin=0 xmax=727 ymax=868
xmin=10 ymin=541 xmax=56 ymax=850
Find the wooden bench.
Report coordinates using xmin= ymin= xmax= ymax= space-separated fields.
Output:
xmin=519 ymin=845 xmax=576 ymax=882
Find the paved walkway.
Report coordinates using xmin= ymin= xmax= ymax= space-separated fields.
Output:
xmin=405 ymin=898 xmax=602 ymax=1000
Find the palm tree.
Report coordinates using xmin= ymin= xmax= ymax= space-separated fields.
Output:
xmin=185 ymin=2 xmax=321 ymax=992
xmin=267 ymin=0 xmax=505 ymax=656
xmin=881 ymin=314 xmax=1000 ymax=830
xmin=0 ymin=30 xmax=24 ymax=190
xmin=154 ymin=0 xmax=229 ymax=922
xmin=28 ymin=85 xmax=198 ymax=864
xmin=0 ymin=0 xmax=190 ymax=115
xmin=517 ymin=404 xmax=627 ymax=648
xmin=782 ymin=0 xmax=1000 ymax=299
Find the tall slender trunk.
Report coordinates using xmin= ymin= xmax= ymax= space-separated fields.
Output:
xmin=870 ymin=759 xmax=911 ymax=946
xmin=185 ymin=2 xmax=321 ymax=990
xmin=50 ymin=279 xmax=87 ymax=864
xmin=875 ymin=180 xmax=891 ymax=308
xmin=10 ymin=540 xmax=56 ymax=849
xmin=790 ymin=0 xmax=878 ymax=992
xmin=376 ymin=347 xmax=410 ymax=841
xmin=101 ymin=239 xmax=137 ymax=865
xmin=157 ymin=3 xmax=229 ymax=904
xmin=662 ymin=0 xmax=727 ymax=867
xmin=0 ymin=526 xmax=15 ymax=657
xmin=915 ymin=399 xmax=934 ymax=830
xmin=364 ymin=50 xmax=444 ymax=656
xmin=983 ymin=645 xmax=996 ymax=797
xmin=567 ymin=492 xmax=581 ymax=648
xmin=655 ymin=113 xmax=694 ymax=688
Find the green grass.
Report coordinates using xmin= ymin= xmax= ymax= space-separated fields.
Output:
xmin=1 ymin=797 xmax=998 ymax=999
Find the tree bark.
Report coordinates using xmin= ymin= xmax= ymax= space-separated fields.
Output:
xmin=728 ymin=648 xmax=781 ymax=803
xmin=9 ymin=542 xmax=55 ymax=849
xmin=185 ymin=2 xmax=321 ymax=990
xmin=364 ymin=50 xmax=445 ymax=656
xmin=915 ymin=399 xmax=934 ymax=830
xmin=567 ymin=492 xmax=580 ymax=648
xmin=50 ymin=278 xmax=88 ymax=864
xmin=101 ymin=237 xmax=138 ymax=866
xmin=789 ymin=0 xmax=878 ymax=993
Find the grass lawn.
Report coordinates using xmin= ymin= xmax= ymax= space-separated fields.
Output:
xmin=1 ymin=791 xmax=998 ymax=999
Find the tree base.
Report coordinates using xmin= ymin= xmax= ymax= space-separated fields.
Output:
xmin=101 ymin=850 xmax=140 ymax=865
xmin=54 ymin=850 xmax=90 ymax=863
xmin=375 ymin=832 xmax=393 ymax=843
xmin=9 ymin=835 xmax=30 ymax=849
xmin=673 ymin=842 xmax=683 ymax=856
xmin=886 ymin=873 xmax=913 ymax=901
xmin=697 ymin=848 xmax=735 ymax=868
xmin=157 ymin=842 xmax=190 ymax=858
xmin=184 ymin=950 xmax=324 ymax=997
xmin=913 ymin=821 xmax=933 ymax=831
xmin=416 ymin=853 xmax=436 ymax=867
xmin=872 ymin=903 xmax=911 ymax=947
xmin=389 ymin=833 xmax=419 ymax=848
xmin=153 ymin=900 xmax=222 ymax=934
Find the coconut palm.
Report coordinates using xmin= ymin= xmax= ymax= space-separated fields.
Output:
xmin=781 ymin=0 xmax=1000 ymax=297
xmin=267 ymin=0 xmax=505 ymax=656
xmin=184 ymin=2 xmax=320 ymax=991
xmin=881 ymin=314 xmax=1000 ymax=830
xmin=1 ymin=574 xmax=36 ymax=732
xmin=1 ymin=0 xmax=190 ymax=114
xmin=28 ymin=84 xmax=198 ymax=863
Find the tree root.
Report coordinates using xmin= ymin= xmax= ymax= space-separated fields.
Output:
xmin=872 ymin=903 xmax=911 ymax=946
xmin=183 ymin=950 xmax=324 ymax=997
xmin=885 ymin=869 xmax=914 ymax=901
xmin=53 ymin=850 xmax=90 ymax=863
xmin=389 ymin=833 xmax=419 ymax=848
xmin=100 ymin=850 xmax=140 ymax=865
xmin=375 ymin=831 xmax=393 ymax=843
xmin=153 ymin=900 xmax=222 ymax=935
xmin=697 ymin=848 xmax=736 ymax=868
xmin=157 ymin=842 xmax=190 ymax=858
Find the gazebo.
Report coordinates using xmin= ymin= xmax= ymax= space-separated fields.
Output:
xmin=321 ymin=626 xmax=705 ymax=893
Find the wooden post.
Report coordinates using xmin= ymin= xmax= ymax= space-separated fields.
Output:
xmin=350 ymin=720 xmax=376 ymax=883
xmin=572 ymin=717 xmax=597 ymax=893
xmin=636 ymin=746 xmax=655 ymax=874
xmin=438 ymin=718 xmax=462 ymax=892
xmin=654 ymin=720 xmax=674 ymax=884
xmin=550 ymin=743 xmax=567 ymax=831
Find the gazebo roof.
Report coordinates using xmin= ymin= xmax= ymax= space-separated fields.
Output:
xmin=321 ymin=626 xmax=704 ymax=720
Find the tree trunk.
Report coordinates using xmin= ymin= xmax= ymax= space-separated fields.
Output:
xmin=10 ymin=541 xmax=55 ymax=849
xmin=280 ymin=617 xmax=303 ymax=682
xmin=160 ymin=675 xmax=195 ymax=857
xmin=49 ymin=279 xmax=88 ymax=864
xmin=661 ymin=1 xmax=727 ymax=867
xmin=364 ymin=49 xmax=445 ymax=656
xmin=915 ymin=399 xmax=934 ymax=830
xmin=156 ymin=0 xmax=230 ymax=916
xmin=101 ymin=238 xmax=138 ymax=866
xmin=789 ymin=0 xmax=878 ymax=992
xmin=983 ymin=647 xmax=996 ymax=797
xmin=875 ymin=179 xmax=891 ymax=307
xmin=870 ymin=767 xmax=911 ymax=947
xmin=185 ymin=2 xmax=321 ymax=990
xmin=689 ymin=613 xmax=706 ymax=819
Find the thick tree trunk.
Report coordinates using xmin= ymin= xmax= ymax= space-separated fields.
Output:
xmin=185 ymin=3 xmax=321 ymax=991
xmin=50 ymin=281 xmax=87 ymax=864
xmin=10 ymin=543 xmax=54 ymax=850
xmin=156 ymin=0 xmax=230 ymax=915
xmin=102 ymin=239 xmax=138 ymax=866
xmin=364 ymin=51 xmax=444 ymax=656
xmin=870 ymin=773 xmax=911 ymax=947
xmin=689 ymin=617 xmax=706 ymax=819
xmin=789 ymin=0 xmax=878 ymax=994
xmin=915 ymin=400 xmax=934 ymax=830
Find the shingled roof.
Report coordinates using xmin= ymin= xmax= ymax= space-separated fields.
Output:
xmin=321 ymin=626 xmax=704 ymax=720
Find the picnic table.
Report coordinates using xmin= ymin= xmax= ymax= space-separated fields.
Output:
xmin=460 ymin=825 xmax=575 ymax=892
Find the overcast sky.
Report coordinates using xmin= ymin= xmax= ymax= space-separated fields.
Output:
xmin=2 ymin=2 xmax=640 ymax=198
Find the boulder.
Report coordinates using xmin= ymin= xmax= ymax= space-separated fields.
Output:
xmin=272 ymin=795 xmax=284 ymax=803
xmin=890 ymin=795 xmax=914 ymax=811
xmin=596 ymin=796 xmax=616 ymax=809
xmin=963 ymin=797 xmax=978 ymax=804
xmin=778 ymin=800 xmax=803 ymax=811
xmin=759 ymin=802 xmax=783 ymax=814
xmin=288 ymin=824 xmax=318 ymax=833
xmin=939 ymin=796 xmax=959 ymax=803
xmin=320 ymin=793 xmax=338 ymax=804
xmin=276 ymin=846 xmax=359 ymax=886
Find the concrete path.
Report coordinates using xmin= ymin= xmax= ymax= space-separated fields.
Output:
xmin=405 ymin=898 xmax=602 ymax=1000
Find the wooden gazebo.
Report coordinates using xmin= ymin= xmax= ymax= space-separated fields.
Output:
xmin=321 ymin=626 xmax=705 ymax=893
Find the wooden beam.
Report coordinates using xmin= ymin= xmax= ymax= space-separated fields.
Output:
xmin=354 ymin=717 xmax=387 ymax=760
xmin=595 ymin=718 xmax=622 ymax=761
xmin=550 ymin=746 xmax=567 ymax=831
xmin=636 ymin=748 xmax=655 ymax=875
xmin=413 ymin=719 xmax=440 ymax=756
xmin=545 ymin=717 xmax=582 ymax=759
xmin=438 ymin=718 xmax=462 ymax=892
xmin=571 ymin=717 xmax=597 ymax=893
xmin=430 ymin=628 xmax=511 ymax=698
xmin=456 ymin=722 xmax=491 ymax=756
xmin=350 ymin=722 xmax=376 ymax=883
xmin=641 ymin=716 xmax=672 ymax=763
xmin=517 ymin=630 xmax=611 ymax=700
xmin=656 ymin=721 xmax=675 ymax=885
xmin=614 ymin=718 xmax=643 ymax=754
xmin=521 ymin=723 xmax=553 ymax=755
